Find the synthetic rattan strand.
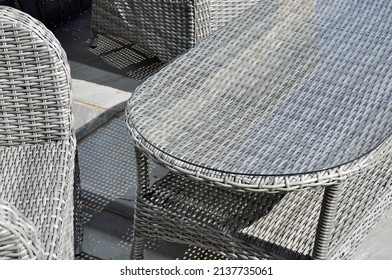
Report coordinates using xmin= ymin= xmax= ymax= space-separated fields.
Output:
xmin=0 ymin=200 xmax=45 ymax=260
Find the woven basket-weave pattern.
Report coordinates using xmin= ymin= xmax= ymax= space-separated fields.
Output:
xmin=0 ymin=200 xmax=45 ymax=260
xmin=0 ymin=6 xmax=77 ymax=260
xmin=127 ymin=0 xmax=392 ymax=189
xmin=91 ymin=0 xmax=260 ymax=61
xmin=0 ymin=8 xmax=72 ymax=145
xmin=132 ymin=146 xmax=392 ymax=259
xmin=127 ymin=0 xmax=392 ymax=259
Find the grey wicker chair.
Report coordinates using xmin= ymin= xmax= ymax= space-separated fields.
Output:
xmin=0 ymin=6 xmax=81 ymax=260
xmin=0 ymin=200 xmax=45 ymax=260
xmin=91 ymin=0 xmax=261 ymax=62
xmin=126 ymin=0 xmax=392 ymax=260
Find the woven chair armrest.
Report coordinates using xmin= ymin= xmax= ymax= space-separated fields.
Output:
xmin=0 ymin=200 xmax=45 ymax=260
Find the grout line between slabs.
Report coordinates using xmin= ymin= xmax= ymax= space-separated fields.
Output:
xmin=73 ymin=99 xmax=115 ymax=113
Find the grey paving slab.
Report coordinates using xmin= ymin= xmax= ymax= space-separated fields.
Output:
xmin=351 ymin=209 xmax=392 ymax=260
xmin=73 ymin=101 xmax=103 ymax=131
xmin=51 ymin=8 xmax=162 ymax=141
xmin=78 ymin=114 xmax=167 ymax=215
xmin=82 ymin=208 xmax=214 ymax=260
xmin=70 ymin=61 xmax=140 ymax=93
xmin=77 ymin=114 xmax=195 ymax=260
xmin=82 ymin=207 xmax=133 ymax=260
xmin=53 ymin=9 xmax=164 ymax=81
xmin=73 ymin=101 xmax=115 ymax=140
xmin=71 ymin=61 xmax=140 ymax=112
xmin=78 ymin=115 xmax=137 ymax=214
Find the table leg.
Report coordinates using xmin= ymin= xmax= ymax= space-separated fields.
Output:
xmin=130 ymin=147 xmax=150 ymax=259
xmin=312 ymin=184 xmax=342 ymax=259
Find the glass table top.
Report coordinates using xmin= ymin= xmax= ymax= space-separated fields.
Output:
xmin=128 ymin=0 xmax=392 ymax=176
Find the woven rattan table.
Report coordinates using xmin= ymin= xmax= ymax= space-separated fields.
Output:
xmin=126 ymin=0 xmax=392 ymax=259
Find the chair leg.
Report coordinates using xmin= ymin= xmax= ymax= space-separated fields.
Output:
xmin=73 ymin=149 xmax=84 ymax=255
xmin=130 ymin=230 xmax=146 ymax=260
xmin=134 ymin=147 xmax=150 ymax=193
xmin=312 ymin=184 xmax=342 ymax=259
xmin=89 ymin=29 xmax=98 ymax=48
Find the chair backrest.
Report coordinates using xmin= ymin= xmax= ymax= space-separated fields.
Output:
xmin=0 ymin=5 xmax=74 ymax=147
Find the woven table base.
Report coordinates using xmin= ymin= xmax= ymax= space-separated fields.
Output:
xmin=132 ymin=161 xmax=392 ymax=260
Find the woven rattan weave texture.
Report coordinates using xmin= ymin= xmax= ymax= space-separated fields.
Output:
xmin=128 ymin=0 xmax=392 ymax=179
xmin=0 ymin=200 xmax=45 ymax=259
xmin=0 ymin=6 xmax=78 ymax=259
xmin=91 ymin=0 xmax=260 ymax=61
xmin=126 ymin=0 xmax=392 ymax=259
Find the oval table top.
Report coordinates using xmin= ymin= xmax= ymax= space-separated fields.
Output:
xmin=127 ymin=0 xmax=392 ymax=177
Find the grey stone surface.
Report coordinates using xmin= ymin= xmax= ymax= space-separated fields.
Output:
xmin=82 ymin=208 xmax=194 ymax=260
xmin=53 ymin=9 xmax=162 ymax=81
xmin=82 ymin=208 xmax=133 ymax=260
xmin=351 ymin=209 xmax=392 ymax=260
xmin=71 ymin=61 xmax=140 ymax=112
xmin=73 ymin=102 xmax=104 ymax=132
xmin=78 ymin=115 xmax=137 ymax=212
xmin=73 ymin=101 xmax=115 ymax=140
